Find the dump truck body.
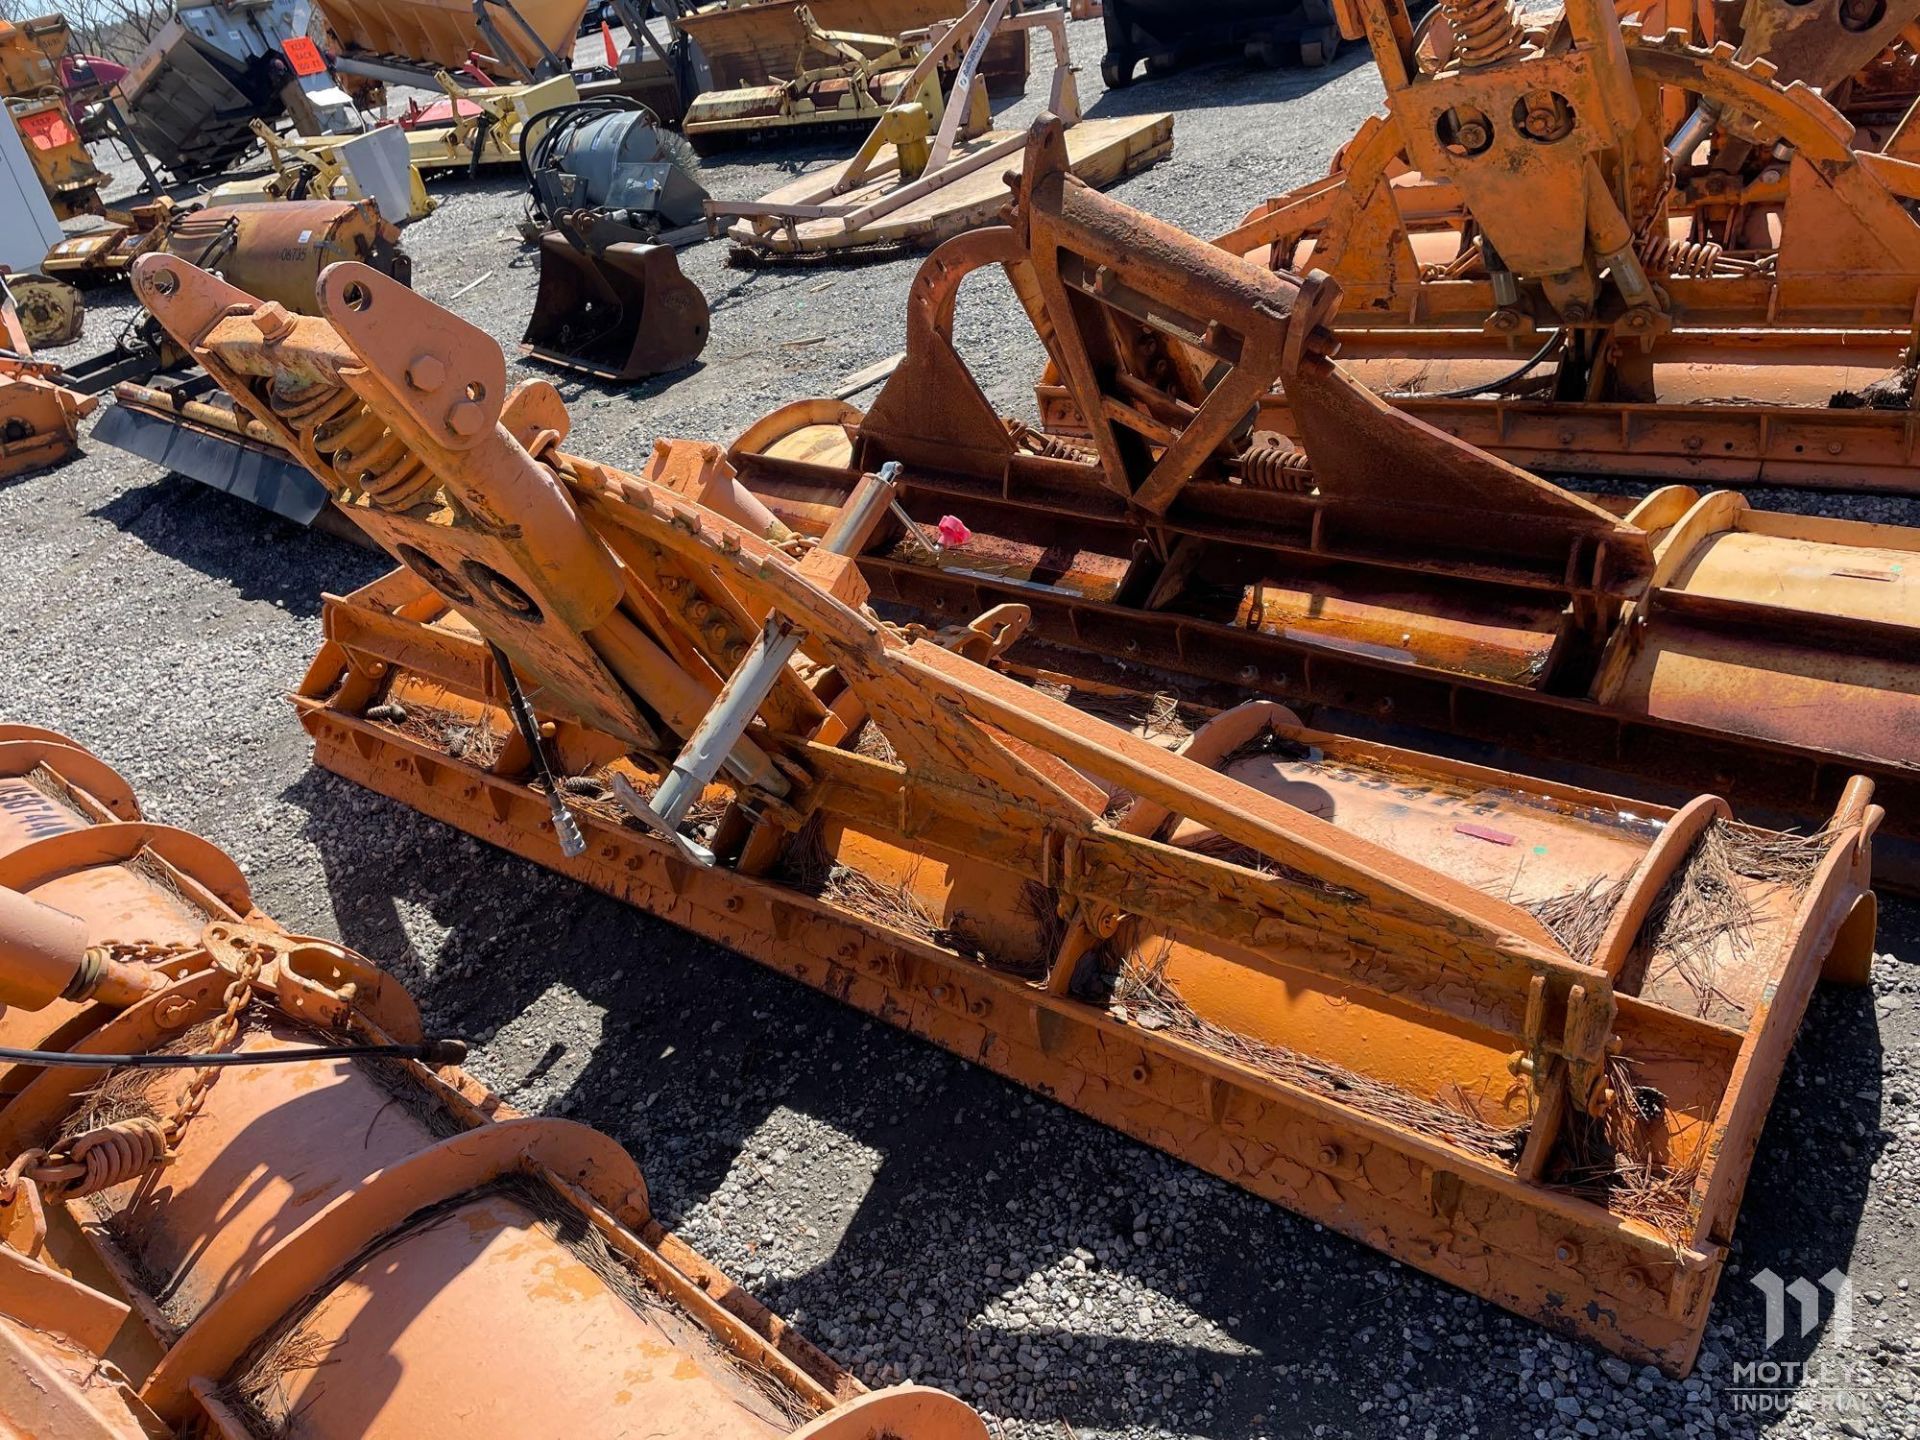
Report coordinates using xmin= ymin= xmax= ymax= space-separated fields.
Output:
xmin=129 ymin=131 xmax=1884 ymax=1368
xmin=0 ymin=723 xmax=990 ymax=1439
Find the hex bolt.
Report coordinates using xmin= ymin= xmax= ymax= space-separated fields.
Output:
xmin=407 ymin=355 xmax=447 ymax=393
xmin=446 ymin=401 xmax=486 ymax=437
xmin=251 ymin=302 xmax=295 ymax=342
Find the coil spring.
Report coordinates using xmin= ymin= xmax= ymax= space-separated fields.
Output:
xmin=1636 ymin=231 xmax=1723 ymax=279
xmin=1240 ymin=442 xmax=1314 ymax=493
xmin=267 ymin=379 xmax=441 ymax=511
xmin=1438 ymin=0 xmax=1527 ymax=67
xmin=1006 ymin=418 xmax=1095 ymax=463
xmin=61 ymin=1117 xmax=168 ymax=1197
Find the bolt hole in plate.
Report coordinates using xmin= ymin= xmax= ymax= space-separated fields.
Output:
xmin=1437 ymin=105 xmax=1494 ymax=157
xmin=1513 ymin=91 xmax=1575 ymax=143
xmin=395 ymin=544 xmax=474 ymax=605
xmin=1840 ymin=0 xmax=1886 ymax=28
xmin=464 ymin=380 xmax=487 ymax=402
xmin=341 ymin=280 xmax=372 ymax=312
xmin=461 ymin=560 xmax=544 ymax=622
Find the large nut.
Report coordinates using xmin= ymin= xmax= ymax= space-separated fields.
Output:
xmin=407 ymin=354 xmax=446 ymax=393
xmin=446 ymin=400 xmax=486 ymax=437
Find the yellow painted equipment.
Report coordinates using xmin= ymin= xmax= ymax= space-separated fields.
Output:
xmin=0 ymin=275 xmax=94 ymax=477
xmin=6 ymin=94 xmax=106 ymax=217
xmin=205 ymin=119 xmax=437 ymax=222
xmin=712 ymin=0 xmax=1171 ymax=259
xmin=0 ymin=13 xmax=66 ymax=94
xmin=132 ymin=164 xmax=1887 ymax=1370
xmin=45 ymin=199 xmax=411 ymax=312
xmin=315 ymin=0 xmax=589 ymax=80
xmin=683 ymin=5 xmax=931 ymax=141
xmin=3 ymin=272 xmax=82 ymax=348
xmin=0 ymin=722 xmax=992 ymax=1439
xmin=402 ymin=72 xmax=581 ymax=171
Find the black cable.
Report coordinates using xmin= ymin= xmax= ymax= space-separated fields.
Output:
xmin=0 ymin=1038 xmax=469 ymax=1070
xmin=1386 ymin=327 xmax=1565 ymax=400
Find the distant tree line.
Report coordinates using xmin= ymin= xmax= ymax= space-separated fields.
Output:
xmin=0 ymin=0 xmax=176 ymax=65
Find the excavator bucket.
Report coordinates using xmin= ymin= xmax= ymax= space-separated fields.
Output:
xmin=0 ymin=723 xmax=992 ymax=1439
xmin=132 ymin=227 xmax=1881 ymax=1374
xmin=522 ymin=229 xmax=710 ymax=381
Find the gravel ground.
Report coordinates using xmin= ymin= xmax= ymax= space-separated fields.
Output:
xmin=6 ymin=19 xmax=1920 ymax=1439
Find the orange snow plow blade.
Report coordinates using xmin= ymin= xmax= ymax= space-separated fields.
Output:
xmin=0 ymin=722 xmax=989 ymax=1440
xmin=131 ymin=237 xmax=1881 ymax=1374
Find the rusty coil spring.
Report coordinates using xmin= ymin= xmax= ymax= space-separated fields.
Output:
xmin=6 ymin=944 xmax=268 ymax=1200
xmin=1438 ymin=0 xmax=1527 ymax=67
xmin=1005 ymin=418 xmax=1095 ymax=464
xmin=267 ymin=380 xmax=440 ymax=511
xmin=1240 ymin=443 xmax=1315 ymax=492
xmin=1635 ymin=230 xmax=1724 ymax=279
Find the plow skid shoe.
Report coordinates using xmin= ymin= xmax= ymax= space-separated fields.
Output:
xmin=0 ymin=728 xmax=990 ymax=1438
xmin=130 ymin=233 xmax=1883 ymax=1375
xmin=523 ymin=231 xmax=711 ymax=381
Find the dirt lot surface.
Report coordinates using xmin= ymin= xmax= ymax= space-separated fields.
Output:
xmin=5 ymin=17 xmax=1917 ymax=1438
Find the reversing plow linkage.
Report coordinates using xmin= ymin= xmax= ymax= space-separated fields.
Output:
xmin=0 ymin=724 xmax=989 ymax=1438
xmin=135 ymin=171 xmax=1880 ymax=1371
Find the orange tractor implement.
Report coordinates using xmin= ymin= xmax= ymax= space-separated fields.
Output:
xmin=733 ymin=121 xmax=1920 ymax=885
xmin=0 ymin=722 xmax=990 ymax=1439
xmin=1034 ymin=0 xmax=1920 ymax=492
xmin=0 ymin=274 xmax=93 ymax=479
xmin=131 ymin=158 xmax=1883 ymax=1371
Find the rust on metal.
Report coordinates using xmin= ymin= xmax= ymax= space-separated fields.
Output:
xmin=1029 ymin=0 xmax=1920 ymax=490
xmin=131 ymin=213 xmax=1883 ymax=1373
xmin=728 ymin=118 xmax=1920 ymax=883
xmin=0 ymin=277 xmax=94 ymax=479
xmin=0 ymin=723 xmax=991 ymax=1439
xmin=45 ymin=198 xmax=411 ymax=312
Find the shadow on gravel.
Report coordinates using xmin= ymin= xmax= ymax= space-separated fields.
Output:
xmin=1086 ymin=45 xmax=1372 ymax=119
xmin=89 ymin=477 xmax=389 ymax=617
xmin=279 ymin=744 xmax=1912 ymax=1436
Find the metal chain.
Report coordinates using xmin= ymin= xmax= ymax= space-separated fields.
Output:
xmin=5 ymin=942 xmax=268 ymax=1201
xmin=157 ymin=940 xmax=268 ymax=1151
